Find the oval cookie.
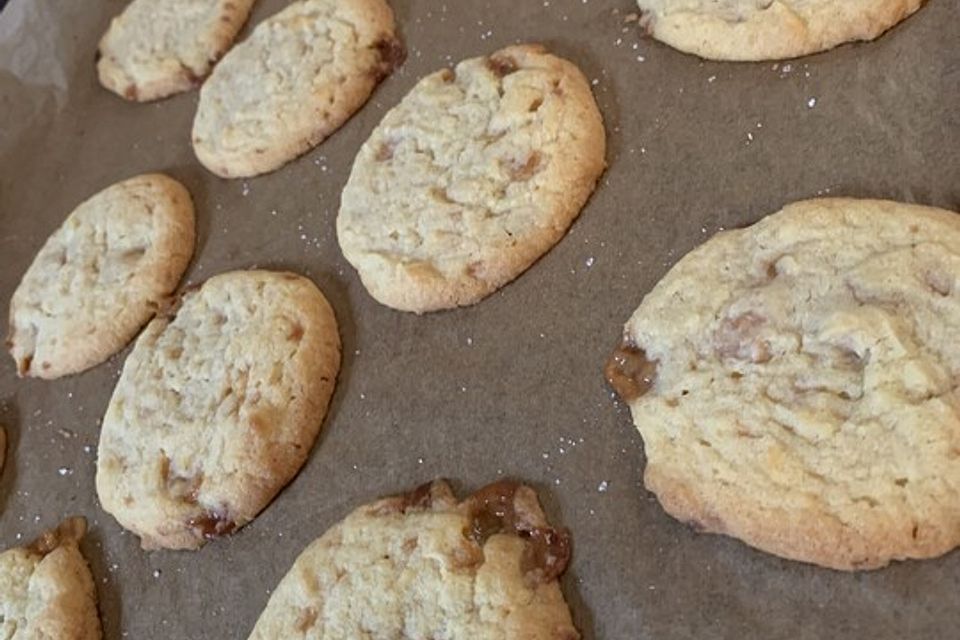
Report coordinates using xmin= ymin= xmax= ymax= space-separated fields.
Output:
xmin=0 ymin=518 xmax=102 ymax=639
xmin=636 ymin=0 xmax=925 ymax=61
xmin=248 ymin=480 xmax=579 ymax=639
xmin=337 ymin=44 xmax=606 ymax=313
xmin=191 ymin=0 xmax=403 ymax=178
xmin=96 ymin=270 xmax=341 ymax=550
xmin=6 ymin=173 xmax=195 ymax=379
xmin=97 ymin=0 xmax=257 ymax=102
xmin=607 ymin=198 xmax=960 ymax=570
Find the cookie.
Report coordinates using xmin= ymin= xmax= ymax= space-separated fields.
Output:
xmin=97 ymin=0 xmax=256 ymax=102
xmin=337 ymin=44 xmax=606 ymax=313
xmin=6 ymin=173 xmax=195 ymax=379
xmin=606 ymin=198 xmax=960 ymax=570
xmin=635 ymin=0 xmax=925 ymax=60
xmin=96 ymin=270 xmax=341 ymax=550
xmin=191 ymin=0 xmax=403 ymax=178
xmin=0 ymin=517 xmax=102 ymax=639
xmin=248 ymin=480 xmax=579 ymax=639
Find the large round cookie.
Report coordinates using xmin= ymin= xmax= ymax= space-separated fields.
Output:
xmin=337 ymin=44 xmax=606 ymax=313
xmin=636 ymin=0 xmax=925 ymax=61
xmin=6 ymin=173 xmax=195 ymax=379
xmin=0 ymin=518 xmax=102 ymax=639
xmin=248 ymin=480 xmax=579 ymax=639
xmin=96 ymin=270 xmax=341 ymax=550
xmin=607 ymin=198 xmax=960 ymax=570
xmin=97 ymin=0 xmax=256 ymax=102
xmin=191 ymin=0 xmax=403 ymax=178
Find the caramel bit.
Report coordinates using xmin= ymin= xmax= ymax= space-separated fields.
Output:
xmin=18 ymin=354 xmax=33 ymax=377
xmin=463 ymin=481 xmax=572 ymax=585
xmin=440 ymin=68 xmax=456 ymax=83
xmin=188 ymin=510 xmax=236 ymax=540
xmin=178 ymin=62 xmax=200 ymax=86
xmin=399 ymin=481 xmax=438 ymax=512
xmin=287 ymin=321 xmax=305 ymax=342
xmin=487 ymin=54 xmax=518 ymax=78
xmin=295 ymin=607 xmax=319 ymax=633
xmin=373 ymin=37 xmax=406 ymax=79
xmin=375 ymin=139 xmax=397 ymax=161
xmin=715 ymin=312 xmax=771 ymax=363
xmin=638 ymin=11 xmax=656 ymax=36
xmin=926 ymin=270 xmax=952 ymax=297
xmin=605 ymin=340 xmax=658 ymax=402
xmin=521 ymin=525 xmax=571 ymax=585
xmin=506 ymin=151 xmax=542 ymax=181
xmin=161 ymin=454 xmax=204 ymax=505
xmin=28 ymin=517 xmax=86 ymax=556
xmin=124 ymin=85 xmax=138 ymax=101
xmin=374 ymin=481 xmax=444 ymax=516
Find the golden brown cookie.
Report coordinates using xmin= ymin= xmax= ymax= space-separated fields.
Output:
xmin=338 ymin=44 xmax=606 ymax=313
xmin=0 ymin=518 xmax=102 ymax=639
xmin=96 ymin=270 xmax=341 ymax=550
xmin=6 ymin=173 xmax=195 ymax=379
xmin=636 ymin=0 xmax=926 ymax=60
xmin=249 ymin=480 xmax=579 ymax=639
xmin=192 ymin=0 xmax=402 ymax=178
xmin=608 ymin=198 xmax=960 ymax=570
xmin=97 ymin=0 xmax=257 ymax=101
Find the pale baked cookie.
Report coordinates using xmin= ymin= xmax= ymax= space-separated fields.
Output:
xmin=192 ymin=0 xmax=402 ymax=178
xmin=248 ymin=480 xmax=579 ymax=639
xmin=337 ymin=44 xmax=606 ymax=313
xmin=0 ymin=517 xmax=102 ymax=639
xmin=607 ymin=198 xmax=960 ymax=570
xmin=636 ymin=0 xmax=925 ymax=60
xmin=97 ymin=0 xmax=256 ymax=102
xmin=6 ymin=174 xmax=195 ymax=379
xmin=96 ymin=270 xmax=341 ymax=550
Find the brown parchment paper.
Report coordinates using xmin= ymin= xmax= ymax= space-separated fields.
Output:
xmin=1 ymin=0 xmax=959 ymax=637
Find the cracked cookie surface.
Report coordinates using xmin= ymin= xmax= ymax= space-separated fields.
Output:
xmin=6 ymin=173 xmax=195 ymax=379
xmin=96 ymin=270 xmax=341 ymax=550
xmin=609 ymin=198 xmax=960 ymax=570
xmin=0 ymin=518 xmax=102 ymax=639
xmin=248 ymin=480 xmax=579 ymax=639
xmin=636 ymin=0 xmax=925 ymax=60
xmin=337 ymin=44 xmax=606 ymax=313
xmin=97 ymin=0 xmax=256 ymax=102
xmin=192 ymin=0 xmax=402 ymax=178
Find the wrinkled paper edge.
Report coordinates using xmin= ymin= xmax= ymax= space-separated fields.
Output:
xmin=0 ymin=0 xmax=95 ymax=160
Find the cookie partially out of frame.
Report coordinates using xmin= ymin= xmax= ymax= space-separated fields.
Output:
xmin=6 ymin=173 xmax=195 ymax=379
xmin=635 ymin=0 xmax=925 ymax=61
xmin=0 ymin=517 xmax=102 ymax=639
xmin=248 ymin=480 xmax=579 ymax=639
xmin=607 ymin=198 xmax=960 ymax=570
xmin=337 ymin=44 xmax=606 ymax=313
xmin=192 ymin=0 xmax=403 ymax=178
xmin=97 ymin=0 xmax=256 ymax=102
xmin=96 ymin=270 xmax=341 ymax=550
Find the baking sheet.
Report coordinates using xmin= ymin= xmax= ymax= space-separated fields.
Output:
xmin=1 ymin=0 xmax=959 ymax=637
